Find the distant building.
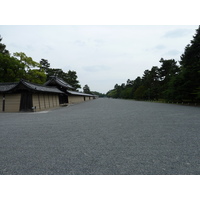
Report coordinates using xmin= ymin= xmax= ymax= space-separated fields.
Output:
xmin=44 ymin=76 xmax=96 ymax=104
xmin=0 ymin=77 xmax=97 ymax=112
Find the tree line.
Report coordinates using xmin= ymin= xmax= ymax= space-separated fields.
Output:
xmin=107 ymin=26 xmax=200 ymax=103
xmin=0 ymin=36 xmax=81 ymax=90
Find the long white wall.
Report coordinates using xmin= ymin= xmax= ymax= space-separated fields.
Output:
xmin=0 ymin=94 xmax=21 ymax=112
xmin=0 ymin=92 xmax=95 ymax=112
xmin=68 ymin=95 xmax=85 ymax=104
xmin=32 ymin=93 xmax=59 ymax=111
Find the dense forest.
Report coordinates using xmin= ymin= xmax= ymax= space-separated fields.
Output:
xmin=107 ymin=26 xmax=200 ymax=103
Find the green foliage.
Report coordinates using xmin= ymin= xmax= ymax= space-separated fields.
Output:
xmin=12 ymin=52 xmax=46 ymax=84
xmin=0 ymin=35 xmax=10 ymax=55
xmin=158 ymin=58 xmax=180 ymax=99
xmin=121 ymin=87 xmax=133 ymax=99
xmin=65 ymin=70 xmax=81 ymax=90
xmin=0 ymin=37 xmax=26 ymax=82
xmin=178 ymin=26 xmax=200 ymax=101
xmin=83 ymin=84 xmax=91 ymax=94
xmin=0 ymin=53 xmax=26 ymax=82
xmin=134 ymin=85 xmax=147 ymax=100
xmin=44 ymin=66 xmax=81 ymax=90
xmin=40 ymin=59 xmax=50 ymax=73
xmin=26 ymin=69 xmax=47 ymax=84
xmin=107 ymin=59 xmax=181 ymax=101
xmin=91 ymin=91 xmax=106 ymax=97
xmin=13 ymin=52 xmax=41 ymax=70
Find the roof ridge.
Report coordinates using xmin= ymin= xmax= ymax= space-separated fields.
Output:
xmin=44 ymin=76 xmax=74 ymax=89
xmin=21 ymin=79 xmax=58 ymax=88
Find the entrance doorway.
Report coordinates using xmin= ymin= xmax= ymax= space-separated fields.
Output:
xmin=20 ymin=93 xmax=33 ymax=111
xmin=59 ymin=94 xmax=68 ymax=104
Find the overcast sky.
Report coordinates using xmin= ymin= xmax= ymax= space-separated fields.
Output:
xmin=0 ymin=25 xmax=198 ymax=93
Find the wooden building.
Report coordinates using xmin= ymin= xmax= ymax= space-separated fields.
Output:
xmin=44 ymin=76 xmax=96 ymax=104
xmin=67 ymin=90 xmax=96 ymax=104
xmin=0 ymin=79 xmax=63 ymax=112
xmin=0 ymin=77 xmax=97 ymax=112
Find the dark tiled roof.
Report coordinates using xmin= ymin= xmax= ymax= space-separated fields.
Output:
xmin=44 ymin=76 xmax=74 ymax=90
xmin=0 ymin=80 xmax=64 ymax=94
xmin=67 ymin=90 xmax=94 ymax=97
xmin=0 ymin=82 xmax=18 ymax=92
xmin=21 ymin=80 xmax=63 ymax=93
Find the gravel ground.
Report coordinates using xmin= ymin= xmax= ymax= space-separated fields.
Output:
xmin=0 ymin=98 xmax=200 ymax=175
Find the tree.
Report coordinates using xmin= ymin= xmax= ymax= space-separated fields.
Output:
xmin=83 ymin=84 xmax=91 ymax=94
xmin=134 ymin=85 xmax=146 ymax=100
xmin=0 ymin=37 xmax=26 ymax=82
xmin=46 ymin=68 xmax=65 ymax=78
xmin=159 ymin=58 xmax=179 ymax=82
xmin=26 ymin=69 xmax=47 ymax=84
xmin=149 ymin=66 xmax=160 ymax=100
xmin=65 ymin=70 xmax=81 ymax=90
xmin=106 ymin=89 xmax=117 ymax=98
xmin=13 ymin=52 xmax=41 ymax=70
xmin=40 ymin=58 xmax=50 ymax=73
xmin=0 ymin=53 xmax=26 ymax=82
xmin=158 ymin=58 xmax=180 ymax=99
xmin=132 ymin=77 xmax=142 ymax=92
xmin=126 ymin=79 xmax=133 ymax=87
xmin=179 ymin=26 xmax=200 ymax=101
xmin=45 ymin=68 xmax=81 ymax=90
xmin=13 ymin=52 xmax=46 ymax=84
xmin=0 ymin=35 xmax=10 ymax=55
xmin=165 ymin=73 xmax=184 ymax=101
xmin=91 ymin=91 xmax=106 ymax=97
xmin=135 ymin=70 xmax=151 ymax=100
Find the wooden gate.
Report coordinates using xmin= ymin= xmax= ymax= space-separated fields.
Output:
xmin=20 ymin=93 xmax=33 ymax=111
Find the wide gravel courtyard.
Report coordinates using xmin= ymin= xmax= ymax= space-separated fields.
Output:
xmin=0 ymin=98 xmax=200 ymax=175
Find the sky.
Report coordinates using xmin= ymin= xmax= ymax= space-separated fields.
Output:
xmin=0 ymin=25 xmax=199 ymax=93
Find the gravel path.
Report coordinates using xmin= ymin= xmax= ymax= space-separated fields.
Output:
xmin=1 ymin=98 xmax=200 ymax=175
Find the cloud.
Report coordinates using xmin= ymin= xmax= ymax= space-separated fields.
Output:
xmin=74 ymin=40 xmax=86 ymax=47
xmin=163 ymin=29 xmax=193 ymax=38
xmin=154 ymin=44 xmax=166 ymax=50
xmin=8 ymin=43 xmax=23 ymax=53
xmin=93 ymin=39 xmax=104 ymax=47
xmin=165 ymin=49 xmax=181 ymax=56
xmin=82 ymin=65 xmax=110 ymax=72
